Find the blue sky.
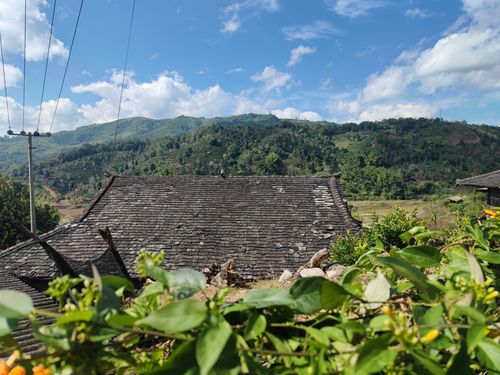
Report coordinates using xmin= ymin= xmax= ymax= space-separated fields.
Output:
xmin=0 ymin=0 xmax=499 ymax=135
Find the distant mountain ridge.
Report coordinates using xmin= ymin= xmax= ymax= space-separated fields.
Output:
xmin=6 ymin=116 xmax=498 ymax=201
xmin=0 ymin=114 xmax=280 ymax=171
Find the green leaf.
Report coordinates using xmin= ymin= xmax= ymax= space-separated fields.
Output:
xmin=106 ymin=313 xmax=138 ymax=329
xmin=144 ymin=264 xmax=173 ymax=287
xmin=0 ymin=316 xmax=18 ymax=337
xmin=467 ymin=324 xmax=486 ymax=354
xmin=242 ymin=289 xmax=295 ymax=309
xmin=169 ymin=269 xmax=206 ymax=299
xmin=477 ymin=338 xmax=500 ymax=371
xmin=34 ymin=324 xmax=70 ymax=351
xmin=363 ymin=269 xmax=390 ymax=309
xmin=399 ymin=246 xmax=442 ymax=268
xmin=303 ymin=326 xmax=330 ymax=348
xmin=138 ymin=281 xmax=165 ymax=299
xmin=452 ymin=306 xmax=486 ymax=324
xmin=57 ymin=309 xmax=94 ymax=325
xmin=244 ymin=314 xmax=266 ymax=340
xmin=466 ymin=251 xmax=484 ymax=283
xmin=101 ymin=275 xmax=135 ymax=292
xmin=411 ymin=350 xmax=445 ymax=375
xmin=355 ymin=335 xmax=397 ymax=374
xmin=474 ymin=249 xmax=500 ymax=264
xmin=289 ymin=277 xmax=349 ymax=313
xmin=447 ymin=341 xmax=473 ymax=375
xmin=137 ymin=299 xmax=207 ymax=333
xmin=373 ymin=256 xmax=440 ymax=300
xmin=0 ymin=290 xmax=33 ymax=318
xmin=196 ymin=323 xmax=232 ymax=375
xmin=142 ymin=340 xmax=197 ymax=374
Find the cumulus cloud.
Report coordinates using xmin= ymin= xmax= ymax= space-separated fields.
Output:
xmin=251 ymin=66 xmax=292 ymax=92
xmin=220 ymin=0 xmax=279 ymax=33
xmin=272 ymin=107 xmax=322 ymax=121
xmin=325 ymin=0 xmax=386 ymax=17
xmin=282 ymin=21 xmax=340 ymax=41
xmin=329 ymin=0 xmax=500 ymax=122
xmin=287 ymin=45 xmax=316 ymax=67
xmin=0 ymin=64 xmax=23 ymax=89
xmin=0 ymin=0 xmax=68 ymax=61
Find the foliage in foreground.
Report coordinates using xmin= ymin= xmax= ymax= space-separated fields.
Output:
xmin=0 ymin=210 xmax=498 ymax=374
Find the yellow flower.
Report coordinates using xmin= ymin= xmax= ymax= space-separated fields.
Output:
xmin=484 ymin=209 xmax=497 ymax=217
xmin=421 ymin=329 xmax=439 ymax=343
xmin=485 ymin=290 xmax=499 ymax=301
xmin=0 ymin=360 xmax=9 ymax=375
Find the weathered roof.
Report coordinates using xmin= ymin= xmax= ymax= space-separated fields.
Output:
xmin=0 ymin=273 xmax=56 ymax=356
xmin=456 ymin=170 xmax=500 ymax=189
xmin=1 ymin=175 xmax=360 ymax=280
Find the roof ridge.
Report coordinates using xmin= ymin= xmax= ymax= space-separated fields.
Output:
xmin=79 ymin=175 xmax=116 ymax=221
xmin=456 ymin=169 xmax=500 ymax=184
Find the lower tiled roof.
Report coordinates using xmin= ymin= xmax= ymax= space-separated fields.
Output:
xmin=1 ymin=175 xmax=360 ymax=280
xmin=0 ymin=273 xmax=56 ymax=356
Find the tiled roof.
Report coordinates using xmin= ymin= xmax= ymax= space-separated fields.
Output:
xmin=1 ymin=175 xmax=360 ymax=280
xmin=456 ymin=170 xmax=500 ymax=188
xmin=0 ymin=273 xmax=56 ymax=356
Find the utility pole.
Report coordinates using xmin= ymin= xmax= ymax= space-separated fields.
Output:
xmin=7 ymin=129 xmax=51 ymax=233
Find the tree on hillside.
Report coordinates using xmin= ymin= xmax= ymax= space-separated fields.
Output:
xmin=0 ymin=176 xmax=59 ymax=249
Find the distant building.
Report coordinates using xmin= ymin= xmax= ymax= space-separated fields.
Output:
xmin=456 ymin=170 xmax=500 ymax=207
xmin=1 ymin=175 xmax=360 ymax=284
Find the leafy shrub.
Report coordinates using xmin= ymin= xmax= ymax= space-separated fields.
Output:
xmin=329 ymin=230 xmax=368 ymax=265
xmin=367 ymin=206 xmax=423 ymax=248
xmin=0 ymin=210 xmax=498 ymax=374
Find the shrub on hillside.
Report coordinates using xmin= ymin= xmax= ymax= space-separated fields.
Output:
xmin=329 ymin=230 xmax=368 ymax=265
xmin=367 ymin=206 xmax=423 ymax=248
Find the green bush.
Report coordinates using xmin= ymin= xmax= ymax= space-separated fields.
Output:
xmin=367 ymin=206 xmax=423 ymax=248
xmin=329 ymin=230 xmax=368 ymax=265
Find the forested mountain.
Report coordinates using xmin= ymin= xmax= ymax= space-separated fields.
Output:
xmin=0 ymin=114 xmax=280 ymax=172
xmin=7 ymin=116 xmax=498 ymax=201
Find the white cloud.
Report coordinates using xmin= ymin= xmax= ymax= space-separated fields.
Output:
xmin=329 ymin=0 xmax=500 ymax=122
xmin=251 ymin=66 xmax=292 ymax=92
xmin=282 ymin=21 xmax=340 ymax=41
xmin=225 ymin=67 xmax=246 ymax=74
xmin=220 ymin=0 xmax=279 ymax=33
xmin=0 ymin=64 xmax=23 ymax=88
xmin=272 ymin=107 xmax=322 ymax=121
xmin=287 ymin=45 xmax=316 ymax=67
xmin=325 ymin=0 xmax=386 ymax=17
xmin=221 ymin=14 xmax=241 ymax=33
xmin=0 ymin=0 xmax=68 ymax=61
xmin=405 ymin=8 xmax=433 ymax=18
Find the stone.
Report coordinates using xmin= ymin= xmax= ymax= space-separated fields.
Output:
xmin=326 ymin=264 xmax=345 ymax=281
xmin=279 ymin=269 xmax=293 ymax=283
xmin=299 ymin=267 xmax=325 ymax=278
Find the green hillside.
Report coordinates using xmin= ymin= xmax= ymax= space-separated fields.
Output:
xmin=8 ymin=117 xmax=499 ymax=201
xmin=0 ymin=114 xmax=280 ymax=172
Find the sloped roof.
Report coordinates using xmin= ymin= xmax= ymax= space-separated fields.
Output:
xmin=456 ymin=170 xmax=500 ymax=188
xmin=1 ymin=175 xmax=360 ymax=280
xmin=0 ymin=273 xmax=56 ymax=356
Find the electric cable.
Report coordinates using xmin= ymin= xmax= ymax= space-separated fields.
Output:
xmin=0 ymin=31 xmax=11 ymax=131
xmin=22 ymin=0 xmax=27 ymax=131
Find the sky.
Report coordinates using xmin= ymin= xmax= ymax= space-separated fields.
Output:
xmin=0 ymin=0 xmax=499 ymax=136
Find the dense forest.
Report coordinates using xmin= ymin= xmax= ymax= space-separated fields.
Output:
xmin=6 ymin=116 xmax=500 ymax=201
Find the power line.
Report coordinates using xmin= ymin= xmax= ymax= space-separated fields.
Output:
xmin=113 ymin=0 xmax=137 ymax=153
xmin=0 ymin=31 xmax=12 ymax=131
xmin=110 ymin=0 xmax=137 ymax=172
xmin=48 ymin=0 xmax=84 ymax=134
xmin=22 ymin=0 xmax=27 ymax=131
xmin=36 ymin=0 xmax=57 ymax=132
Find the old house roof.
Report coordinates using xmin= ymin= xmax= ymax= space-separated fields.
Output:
xmin=0 ymin=273 xmax=56 ymax=356
xmin=1 ymin=175 xmax=360 ymax=280
xmin=456 ymin=170 xmax=500 ymax=189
